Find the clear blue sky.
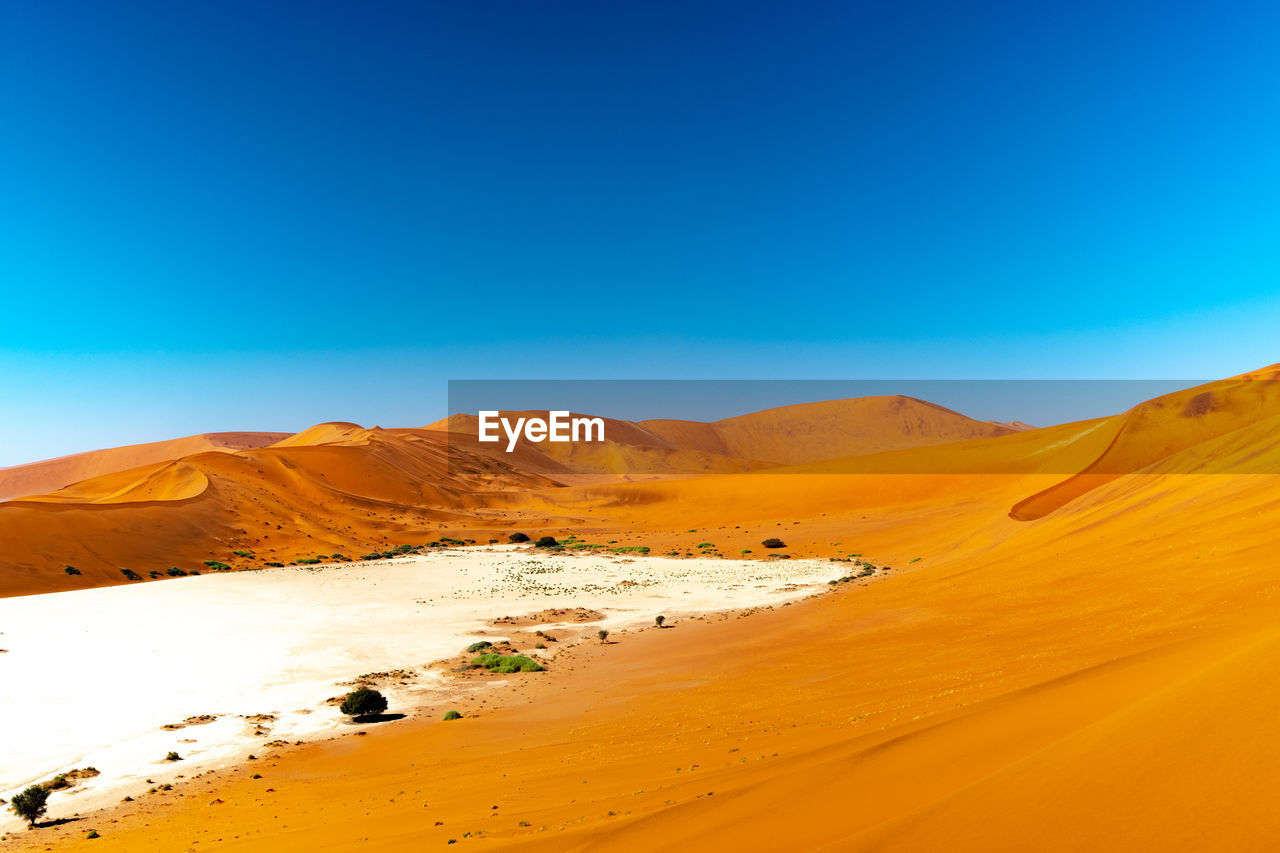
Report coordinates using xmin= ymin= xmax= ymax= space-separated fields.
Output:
xmin=3 ymin=1 xmax=1280 ymax=465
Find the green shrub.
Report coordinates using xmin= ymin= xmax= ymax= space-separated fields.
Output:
xmin=232 ymin=550 xmax=254 ymax=558
xmin=761 ymin=538 xmax=786 ymax=549
xmin=597 ymin=629 xmax=609 ymax=643
xmin=655 ymin=615 xmax=666 ymax=628
xmin=443 ymin=710 xmax=462 ymax=721
xmin=264 ymin=561 xmax=284 ymax=567
xmin=165 ymin=567 xmax=187 ymax=577
xmin=608 ymin=546 xmax=649 ymax=554
xmin=340 ymin=687 xmax=388 ymax=718
xmin=296 ymin=558 xmax=321 ymax=565
xmin=466 ymin=641 xmax=493 ymax=653
xmin=10 ymin=785 xmax=50 ymax=827
xmin=470 ymin=653 xmax=545 ymax=673
xmin=740 ymin=549 xmax=752 ymax=554
xmin=120 ymin=568 xmax=141 ymax=581
xmin=696 ymin=542 xmax=715 ymax=549
xmin=534 ymin=536 xmax=559 ymax=548
xmin=203 ymin=560 xmax=230 ymax=571
xmin=165 ymin=751 xmax=181 ymax=761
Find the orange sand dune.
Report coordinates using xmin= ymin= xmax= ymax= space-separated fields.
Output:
xmin=431 ymin=396 xmax=1019 ymax=474
xmin=0 ymin=431 xmax=289 ymax=502
xmin=641 ymin=395 xmax=1021 ymax=464
xmin=0 ymin=427 xmax=557 ymax=597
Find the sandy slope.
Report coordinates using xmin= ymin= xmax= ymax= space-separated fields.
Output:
xmin=0 ymin=432 xmax=289 ymax=502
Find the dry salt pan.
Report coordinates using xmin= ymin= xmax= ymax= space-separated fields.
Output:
xmin=0 ymin=545 xmax=843 ymax=827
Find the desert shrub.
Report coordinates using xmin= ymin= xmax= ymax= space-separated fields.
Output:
xmin=203 ymin=560 xmax=230 ymax=571
xmin=165 ymin=567 xmax=187 ymax=577
xmin=534 ymin=536 xmax=559 ymax=548
xmin=597 ymin=629 xmax=609 ymax=643
xmin=740 ymin=549 xmax=752 ymax=554
xmin=64 ymin=565 xmax=81 ymax=576
xmin=232 ymin=550 xmax=254 ymax=558
xmin=761 ymin=538 xmax=786 ymax=549
xmin=655 ymin=615 xmax=666 ymax=627
xmin=465 ymin=641 xmax=493 ymax=653
xmin=120 ymin=568 xmax=141 ymax=581
xmin=165 ymin=751 xmax=181 ymax=761
xmin=696 ymin=542 xmax=715 ymax=549
xmin=10 ymin=785 xmax=50 ymax=828
xmin=443 ymin=710 xmax=462 ymax=721
xmin=264 ymin=561 xmax=284 ymax=567
xmin=86 ymin=830 xmax=100 ymax=838
xmin=340 ymin=687 xmax=388 ymax=718
xmin=470 ymin=653 xmax=545 ymax=673
xmin=608 ymin=546 xmax=650 ymax=554
xmin=296 ymin=558 xmax=321 ymax=565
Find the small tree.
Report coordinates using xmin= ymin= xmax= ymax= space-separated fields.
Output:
xmin=597 ymin=629 xmax=609 ymax=643
xmin=340 ymin=687 xmax=388 ymax=720
xmin=534 ymin=536 xmax=559 ymax=548
xmin=761 ymin=538 xmax=786 ymax=549
xmin=10 ymin=785 xmax=50 ymax=828
xmin=508 ymin=532 xmax=531 ymax=543
xmin=655 ymin=615 xmax=666 ymax=628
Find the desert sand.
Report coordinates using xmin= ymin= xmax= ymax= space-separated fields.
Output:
xmin=0 ymin=546 xmax=845 ymax=833
xmin=4 ymin=369 xmax=1280 ymax=849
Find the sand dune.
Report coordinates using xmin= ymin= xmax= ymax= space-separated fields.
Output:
xmin=0 ymin=432 xmax=289 ymax=502
xmin=431 ymin=396 xmax=1018 ymax=474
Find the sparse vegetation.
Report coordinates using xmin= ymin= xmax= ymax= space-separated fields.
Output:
xmin=165 ymin=567 xmax=187 ymax=577
xmin=761 ymin=538 xmax=786 ymax=549
xmin=696 ymin=542 xmax=715 ymax=549
xmin=232 ymin=550 xmax=255 ymax=559
xmin=608 ymin=546 xmax=650 ymax=554
xmin=339 ymin=687 xmax=388 ymax=719
xmin=655 ymin=615 xmax=666 ymax=628
xmin=264 ymin=561 xmax=284 ymax=567
xmin=64 ymin=565 xmax=81 ymax=576
xmin=508 ymin=532 xmax=531 ymax=543
xmin=466 ymin=641 xmax=493 ymax=653
xmin=165 ymin=751 xmax=181 ymax=761
xmin=443 ymin=710 xmax=462 ymax=721
xmin=597 ymin=629 xmax=609 ymax=643
xmin=296 ymin=558 xmax=322 ymax=564
xmin=534 ymin=536 xmax=559 ymax=548
xmin=120 ymin=568 xmax=141 ymax=581
xmin=203 ymin=560 xmax=230 ymax=571
xmin=10 ymin=785 xmax=49 ymax=828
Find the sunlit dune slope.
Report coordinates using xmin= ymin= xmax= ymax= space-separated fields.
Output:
xmin=0 ymin=425 xmax=556 ymax=597
xmin=1011 ymin=365 xmax=1280 ymax=519
xmin=0 ymin=432 xmax=289 ymax=502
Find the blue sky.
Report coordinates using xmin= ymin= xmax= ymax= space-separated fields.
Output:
xmin=3 ymin=1 xmax=1280 ymax=465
